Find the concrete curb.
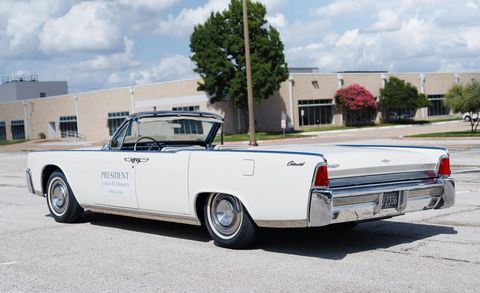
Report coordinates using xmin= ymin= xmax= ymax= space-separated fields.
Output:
xmin=300 ymin=120 xmax=462 ymax=136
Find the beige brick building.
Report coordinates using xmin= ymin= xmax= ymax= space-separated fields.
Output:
xmin=0 ymin=71 xmax=479 ymax=142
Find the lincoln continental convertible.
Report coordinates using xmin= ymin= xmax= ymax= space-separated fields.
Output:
xmin=26 ymin=111 xmax=455 ymax=248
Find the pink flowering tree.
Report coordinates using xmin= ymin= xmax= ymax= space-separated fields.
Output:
xmin=335 ymin=84 xmax=377 ymax=124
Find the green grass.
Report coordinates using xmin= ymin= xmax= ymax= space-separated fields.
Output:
xmin=426 ymin=117 xmax=462 ymax=123
xmin=215 ymin=132 xmax=312 ymax=142
xmin=406 ymin=131 xmax=480 ymax=138
xmin=0 ymin=139 xmax=26 ymax=146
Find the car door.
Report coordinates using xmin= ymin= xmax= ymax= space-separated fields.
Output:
xmin=83 ymin=120 xmax=138 ymax=208
xmin=134 ymin=150 xmax=191 ymax=215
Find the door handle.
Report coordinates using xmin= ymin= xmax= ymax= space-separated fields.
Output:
xmin=136 ymin=158 xmax=149 ymax=163
xmin=124 ymin=158 xmax=135 ymax=163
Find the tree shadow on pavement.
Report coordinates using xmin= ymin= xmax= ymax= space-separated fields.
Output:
xmin=257 ymin=220 xmax=457 ymax=260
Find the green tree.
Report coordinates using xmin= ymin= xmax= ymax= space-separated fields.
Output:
xmin=445 ymin=81 xmax=480 ymax=133
xmin=190 ymin=0 xmax=289 ymax=110
xmin=379 ymin=76 xmax=430 ymax=121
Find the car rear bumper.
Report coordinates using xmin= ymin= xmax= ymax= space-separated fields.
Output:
xmin=308 ymin=177 xmax=455 ymax=227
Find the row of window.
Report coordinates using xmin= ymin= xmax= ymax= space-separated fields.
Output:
xmin=297 ymin=95 xmax=450 ymax=126
xmin=0 ymin=120 xmax=25 ymax=140
xmin=0 ymin=107 xmax=203 ymax=141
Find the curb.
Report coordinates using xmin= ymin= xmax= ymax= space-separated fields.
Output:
xmin=300 ymin=120 xmax=462 ymax=136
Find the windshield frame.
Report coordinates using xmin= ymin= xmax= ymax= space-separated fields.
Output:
xmin=105 ymin=111 xmax=223 ymax=150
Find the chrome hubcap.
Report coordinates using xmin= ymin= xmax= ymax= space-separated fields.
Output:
xmin=48 ymin=178 xmax=69 ymax=216
xmin=215 ymin=199 xmax=235 ymax=226
xmin=208 ymin=194 xmax=243 ymax=240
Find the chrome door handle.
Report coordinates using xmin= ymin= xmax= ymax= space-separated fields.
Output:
xmin=136 ymin=158 xmax=149 ymax=163
xmin=124 ymin=158 xmax=135 ymax=163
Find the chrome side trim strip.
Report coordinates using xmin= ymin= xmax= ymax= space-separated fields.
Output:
xmin=25 ymin=168 xmax=43 ymax=196
xmin=83 ymin=204 xmax=201 ymax=226
xmin=329 ymin=165 xmax=437 ymax=182
xmin=255 ymin=219 xmax=308 ymax=228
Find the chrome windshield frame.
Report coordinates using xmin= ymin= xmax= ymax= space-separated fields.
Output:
xmin=104 ymin=111 xmax=224 ymax=150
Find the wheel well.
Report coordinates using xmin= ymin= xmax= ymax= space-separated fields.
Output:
xmin=195 ymin=192 xmax=212 ymax=225
xmin=41 ymin=165 xmax=62 ymax=195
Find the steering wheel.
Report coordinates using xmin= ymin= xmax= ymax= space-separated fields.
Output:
xmin=134 ymin=136 xmax=163 ymax=151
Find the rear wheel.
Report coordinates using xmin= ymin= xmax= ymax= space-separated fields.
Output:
xmin=204 ymin=193 xmax=256 ymax=248
xmin=46 ymin=171 xmax=83 ymax=223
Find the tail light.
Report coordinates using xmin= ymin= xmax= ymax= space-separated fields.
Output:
xmin=314 ymin=165 xmax=329 ymax=187
xmin=438 ymin=157 xmax=451 ymax=177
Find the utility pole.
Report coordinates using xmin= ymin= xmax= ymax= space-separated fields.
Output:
xmin=242 ymin=0 xmax=257 ymax=146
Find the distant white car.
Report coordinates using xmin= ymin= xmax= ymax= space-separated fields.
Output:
xmin=463 ymin=112 xmax=479 ymax=121
xmin=26 ymin=111 xmax=455 ymax=248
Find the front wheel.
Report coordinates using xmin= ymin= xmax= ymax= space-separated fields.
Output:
xmin=46 ymin=171 xmax=84 ymax=223
xmin=204 ymin=193 xmax=256 ymax=249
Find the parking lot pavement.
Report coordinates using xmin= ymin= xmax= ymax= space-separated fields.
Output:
xmin=1 ymin=147 xmax=480 ymax=292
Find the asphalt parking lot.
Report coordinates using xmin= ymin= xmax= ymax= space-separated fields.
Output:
xmin=1 ymin=136 xmax=480 ymax=292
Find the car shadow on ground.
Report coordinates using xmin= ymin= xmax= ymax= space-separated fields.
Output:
xmin=83 ymin=211 xmax=456 ymax=259
xmin=257 ymin=220 xmax=457 ymax=259
xmin=83 ymin=211 xmax=211 ymax=243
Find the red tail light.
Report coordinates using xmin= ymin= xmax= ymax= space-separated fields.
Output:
xmin=314 ymin=165 xmax=329 ymax=187
xmin=438 ymin=157 xmax=451 ymax=177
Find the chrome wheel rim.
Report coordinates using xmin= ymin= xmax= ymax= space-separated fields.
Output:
xmin=207 ymin=194 xmax=243 ymax=240
xmin=48 ymin=177 xmax=69 ymax=217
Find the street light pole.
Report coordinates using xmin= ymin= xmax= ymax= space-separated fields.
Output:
xmin=242 ymin=0 xmax=257 ymax=146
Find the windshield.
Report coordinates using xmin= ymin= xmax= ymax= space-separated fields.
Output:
xmin=109 ymin=115 xmax=221 ymax=150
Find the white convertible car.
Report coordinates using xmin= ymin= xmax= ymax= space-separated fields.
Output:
xmin=26 ymin=111 xmax=455 ymax=248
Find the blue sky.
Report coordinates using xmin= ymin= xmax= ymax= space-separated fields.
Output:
xmin=1 ymin=0 xmax=479 ymax=93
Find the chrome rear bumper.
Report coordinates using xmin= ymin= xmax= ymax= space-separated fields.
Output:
xmin=308 ymin=177 xmax=455 ymax=227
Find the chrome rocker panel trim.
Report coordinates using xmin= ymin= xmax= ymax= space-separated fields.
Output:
xmin=82 ymin=204 xmax=201 ymax=226
xmin=25 ymin=168 xmax=44 ymax=197
xmin=308 ymin=177 xmax=455 ymax=227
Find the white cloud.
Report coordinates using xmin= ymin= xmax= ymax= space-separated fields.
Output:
xmin=155 ymin=0 xmax=288 ymax=38
xmin=371 ymin=9 xmax=399 ymax=30
xmin=108 ymin=73 xmax=122 ymax=84
xmin=156 ymin=0 xmax=229 ymax=37
xmin=266 ymin=13 xmax=287 ymax=28
xmin=119 ymin=0 xmax=178 ymax=11
xmin=129 ymin=55 xmax=196 ymax=85
xmin=73 ymin=37 xmax=140 ymax=72
xmin=39 ymin=2 xmax=121 ymax=53
xmin=466 ymin=1 xmax=479 ymax=9
xmin=0 ymin=0 xmax=72 ymax=56
xmin=314 ymin=0 xmax=364 ymax=17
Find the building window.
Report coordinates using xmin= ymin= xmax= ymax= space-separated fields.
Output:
xmin=172 ymin=105 xmax=203 ymax=134
xmin=172 ymin=105 xmax=200 ymax=112
xmin=345 ymin=108 xmax=377 ymax=125
xmin=298 ymin=99 xmax=334 ymax=126
xmin=11 ymin=120 xmax=25 ymax=140
xmin=0 ymin=121 xmax=6 ymax=140
xmin=428 ymin=95 xmax=450 ymax=116
xmin=108 ymin=111 xmax=129 ymax=136
xmin=40 ymin=92 xmax=46 ymax=98
xmin=59 ymin=116 xmax=78 ymax=138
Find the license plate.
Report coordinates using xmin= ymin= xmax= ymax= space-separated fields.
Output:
xmin=382 ymin=191 xmax=399 ymax=209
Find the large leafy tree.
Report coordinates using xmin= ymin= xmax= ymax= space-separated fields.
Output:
xmin=190 ymin=0 xmax=289 ymax=110
xmin=335 ymin=84 xmax=377 ymax=124
xmin=379 ymin=76 xmax=429 ymax=120
xmin=444 ymin=81 xmax=480 ymax=133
